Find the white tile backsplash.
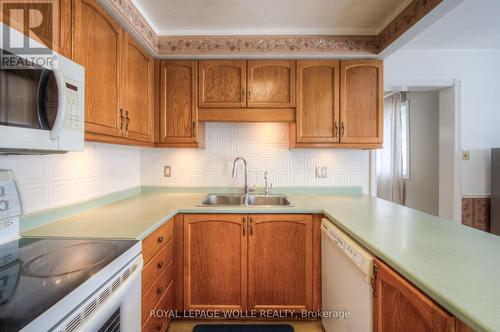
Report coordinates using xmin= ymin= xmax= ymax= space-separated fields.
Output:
xmin=0 ymin=143 xmax=141 ymax=214
xmin=141 ymin=123 xmax=370 ymax=191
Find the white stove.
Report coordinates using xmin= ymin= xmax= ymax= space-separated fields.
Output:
xmin=0 ymin=170 xmax=143 ymax=332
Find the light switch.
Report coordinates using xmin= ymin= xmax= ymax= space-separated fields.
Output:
xmin=164 ymin=166 xmax=172 ymax=177
xmin=315 ymin=166 xmax=328 ymax=178
xmin=462 ymin=150 xmax=470 ymax=161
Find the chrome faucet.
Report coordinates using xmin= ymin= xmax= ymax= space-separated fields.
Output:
xmin=264 ymin=171 xmax=273 ymax=195
xmin=232 ymin=157 xmax=255 ymax=203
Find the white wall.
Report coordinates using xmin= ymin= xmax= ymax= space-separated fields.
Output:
xmin=141 ymin=122 xmax=370 ymax=191
xmin=0 ymin=143 xmax=141 ymax=214
xmin=404 ymin=91 xmax=439 ymax=215
xmin=385 ymin=49 xmax=500 ymax=196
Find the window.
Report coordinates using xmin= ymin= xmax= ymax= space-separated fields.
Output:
xmin=400 ymin=100 xmax=410 ymax=180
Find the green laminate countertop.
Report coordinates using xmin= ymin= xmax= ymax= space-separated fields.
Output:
xmin=21 ymin=191 xmax=500 ymax=332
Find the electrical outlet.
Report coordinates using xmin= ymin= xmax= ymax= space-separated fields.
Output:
xmin=315 ymin=166 xmax=328 ymax=178
xmin=462 ymin=150 xmax=470 ymax=161
xmin=164 ymin=166 xmax=172 ymax=177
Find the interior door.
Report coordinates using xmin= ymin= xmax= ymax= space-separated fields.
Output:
xmin=74 ymin=0 xmax=123 ymax=137
xmin=247 ymin=60 xmax=295 ymax=108
xmin=183 ymin=214 xmax=247 ymax=311
xmin=295 ymin=60 xmax=340 ymax=144
xmin=247 ymin=214 xmax=313 ymax=312
xmin=123 ymin=33 xmax=153 ymax=142
xmin=340 ymin=60 xmax=383 ymax=144
xmin=198 ymin=61 xmax=246 ymax=108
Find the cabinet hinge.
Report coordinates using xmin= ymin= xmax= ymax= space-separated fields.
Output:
xmin=371 ymin=263 xmax=378 ymax=297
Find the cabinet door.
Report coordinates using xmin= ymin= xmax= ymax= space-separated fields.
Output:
xmin=0 ymin=0 xmax=72 ymax=58
xmin=183 ymin=214 xmax=247 ymax=311
xmin=295 ymin=61 xmax=340 ymax=144
xmin=123 ymin=33 xmax=153 ymax=142
xmin=247 ymin=60 xmax=295 ymax=108
xmin=198 ymin=61 xmax=246 ymax=108
xmin=248 ymin=214 xmax=313 ymax=312
xmin=340 ymin=60 xmax=383 ymax=144
xmin=74 ymin=0 xmax=123 ymax=137
xmin=373 ymin=258 xmax=456 ymax=332
xmin=159 ymin=61 xmax=203 ymax=147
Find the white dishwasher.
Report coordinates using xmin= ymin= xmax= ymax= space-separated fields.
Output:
xmin=321 ymin=218 xmax=374 ymax=332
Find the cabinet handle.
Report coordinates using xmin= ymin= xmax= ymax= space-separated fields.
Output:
xmin=119 ymin=109 xmax=125 ymax=130
xmin=340 ymin=122 xmax=345 ymax=137
xmin=125 ymin=110 xmax=130 ymax=131
xmin=370 ymin=263 xmax=378 ymax=297
xmin=157 ymin=286 xmax=164 ymax=295
xmin=248 ymin=89 xmax=251 ymax=100
xmin=249 ymin=217 xmax=254 ymax=236
xmin=157 ymin=261 xmax=164 ymax=270
xmin=157 ymin=236 xmax=164 ymax=244
xmin=334 ymin=121 xmax=339 ymax=138
xmin=242 ymin=88 xmax=245 ymax=100
xmin=156 ymin=322 xmax=163 ymax=331
xmin=242 ymin=216 xmax=246 ymax=236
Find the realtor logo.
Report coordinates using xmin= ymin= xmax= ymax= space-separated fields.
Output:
xmin=1 ymin=0 xmax=58 ymax=54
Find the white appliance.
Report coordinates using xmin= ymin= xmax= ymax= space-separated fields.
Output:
xmin=321 ymin=218 xmax=374 ymax=332
xmin=0 ymin=170 xmax=142 ymax=331
xmin=0 ymin=22 xmax=84 ymax=154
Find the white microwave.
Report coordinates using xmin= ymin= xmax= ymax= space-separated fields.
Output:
xmin=0 ymin=23 xmax=84 ymax=154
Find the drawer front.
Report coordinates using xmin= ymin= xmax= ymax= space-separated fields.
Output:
xmin=142 ymin=262 xmax=174 ymax=324
xmin=142 ymin=282 xmax=174 ymax=332
xmin=143 ymin=220 xmax=174 ymax=264
xmin=142 ymin=239 xmax=174 ymax=292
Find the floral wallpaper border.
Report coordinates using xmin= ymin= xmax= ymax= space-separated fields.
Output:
xmin=103 ymin=0 xmax=443 ymax=56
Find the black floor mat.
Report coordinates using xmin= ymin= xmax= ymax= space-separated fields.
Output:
xmin=193 ymin=324 xmax=294 ymax=332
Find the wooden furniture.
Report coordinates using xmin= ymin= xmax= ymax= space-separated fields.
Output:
xmin=181 ymin=213 xmax=321 ymax=313
xmin=198 ymin=60 xmax=295 ymax=123
xmin=373 ymin=258 xmax=456 ymax=332
xmin=74 ymin=0 xmax=153 ymax=146
xmin=290 ymin=60 xmax=383 ymax=149
xmin=142 ymin=219 xmax=175 ymax=330
xmin=157 ymin=61 xmax=204 ymax=148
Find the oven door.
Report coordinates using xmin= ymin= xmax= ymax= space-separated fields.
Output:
xmin=0 ymin=52 xmax=67 ymax=152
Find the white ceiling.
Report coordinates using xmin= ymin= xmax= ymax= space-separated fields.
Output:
xmin=133 ymin=0 xmax=412 ymax=36
xmin=403 ymin=0 xmax=500 ymax=49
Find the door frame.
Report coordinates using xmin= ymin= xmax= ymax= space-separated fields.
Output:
xmin=370 ymin=79 xmax=462 ymax=223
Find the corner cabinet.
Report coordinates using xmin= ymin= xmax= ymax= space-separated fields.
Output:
xmin=157 ymin=61 xmax=204 ymax=148
xmin=181 ymin=214 xmax=321 ymax=313
xmin=373 ymin=258 xmax=456 ymax=332
xmin=291 ymin=60 xmax=383 ymax=149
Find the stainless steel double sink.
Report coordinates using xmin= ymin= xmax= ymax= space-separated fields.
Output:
xmin=199 ymin=193 xmax=292 ymax=207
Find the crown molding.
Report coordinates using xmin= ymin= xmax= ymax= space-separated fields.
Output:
xmin=102 ymin=0 xmax=444 ymax=56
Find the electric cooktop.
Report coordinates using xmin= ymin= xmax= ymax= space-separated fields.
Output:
xmin=0 ymin=237 xmax=138 ymax=331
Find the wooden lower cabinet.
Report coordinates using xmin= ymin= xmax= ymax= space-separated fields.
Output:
xmin=373 ymin=258 xmax=456 ymax=332
xmin=183 ymin=214 xmax=247 ymax=311
xmin=248 ymin=214 xmax=313 ymax=312
xmin=181 ymin=213 xmax=320 ymax=314
xmin=142 ymin=219 xmax=175 ymax=330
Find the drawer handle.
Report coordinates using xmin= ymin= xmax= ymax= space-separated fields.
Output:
xmin=157 ymin=236 xmax=164 ymax=244
xmin=157 ymin=286 xmax=164 ymax=295
xmin=156 ymin=322 xmax=163 ymax=331
xmin=157 ymin=261 xmax=164 ymax=270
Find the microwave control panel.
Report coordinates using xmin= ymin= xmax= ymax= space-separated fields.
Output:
xmin=63 ymin=80 xmax=82 ymax=131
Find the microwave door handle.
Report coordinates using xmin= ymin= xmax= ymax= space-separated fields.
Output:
xmin=49 ymin=65 xmax=67 ymax=140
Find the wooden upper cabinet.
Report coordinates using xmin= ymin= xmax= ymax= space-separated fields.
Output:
xmin=340 ymin=60 xmax=383 ymax=144
xmin=198 ymin=61 xmax=246 ymax=108
xmin=247 ymin=61 xmax=295 ymax=108
xmin=159 ymin=61 xmax=204 ymax=147
xmin=123 ymin=33 xmax=153 ymax=142
xmin=74 ymin=0 xmax=123 ymax=137
xmin=183 ymin=214 xmax=247 ymax=311
xmin=373 ymin=258 xmax=456 ymax=332
xmin=248 ymin=214 xmax=313 ymax=312
xmin=0 ymin=0 xmax=72 ymax=58
xmin=294 ymin=60 xmax=340 ymax=145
